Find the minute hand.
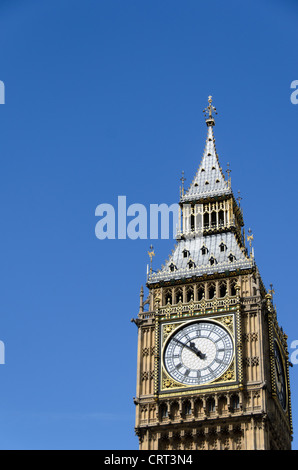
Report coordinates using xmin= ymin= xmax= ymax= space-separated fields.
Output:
xmin=173 ymin=338 xmax=205 ymax=359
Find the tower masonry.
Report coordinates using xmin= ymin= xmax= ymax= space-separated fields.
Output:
xmin=132 ymin=97 xmax=293 ymax=450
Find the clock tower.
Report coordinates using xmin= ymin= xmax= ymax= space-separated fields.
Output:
xmin=132 ymin=97 xmax=293 ymax=450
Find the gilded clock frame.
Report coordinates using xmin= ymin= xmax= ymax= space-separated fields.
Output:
xmin=154 ymin=298 xmax=243 ymax=398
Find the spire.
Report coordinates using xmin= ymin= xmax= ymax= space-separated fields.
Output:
xmin=147 ymin=97 xmax=252 ymax=285
xmin=181 ymin=97 xmax=231 ymax=203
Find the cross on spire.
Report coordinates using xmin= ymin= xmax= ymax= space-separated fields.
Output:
xmin=203 ymin=95 xmax=217 ymax=126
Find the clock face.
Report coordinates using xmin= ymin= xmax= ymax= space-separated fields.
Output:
xmin=274 ymin=340 xmax=287 ymax=410
xmin=163 ymin=320 xmax=234 ymax=386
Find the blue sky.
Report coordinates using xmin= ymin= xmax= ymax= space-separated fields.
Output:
xmin=0 ymin=0 xmax=297 ymax=449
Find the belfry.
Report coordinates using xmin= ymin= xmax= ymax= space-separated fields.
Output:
xmin=132 ymin=97 xmax=293 ymax=450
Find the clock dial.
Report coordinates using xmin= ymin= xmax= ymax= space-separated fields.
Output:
xmin=274 ymin=340 xmax=287 ymax=410
xmin=163 ymin=320 xmax=234 ymax=386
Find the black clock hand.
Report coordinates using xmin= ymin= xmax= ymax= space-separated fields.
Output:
xmin=173 ymin=338 xmax=206 ymax=359
xmin=173 ymin=338 xmax=190 ymax=349
xmin=189 ymin=342 xmax=206 ymax=359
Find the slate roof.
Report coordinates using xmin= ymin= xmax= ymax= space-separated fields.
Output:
xmin=181 ymin=126 xmax=231 ymax=202
xmin=147 ymin=232 xmax=253 ymax=284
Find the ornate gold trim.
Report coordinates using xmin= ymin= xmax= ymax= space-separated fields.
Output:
xmin=157 ymin=313 xmax=237 ymax=394
xmin=156 ymin=295 xmax=239 ymax=322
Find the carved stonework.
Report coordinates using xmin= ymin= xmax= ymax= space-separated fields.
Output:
xmin=162 ymin=373 xmax=182 ymax=390
xmin=244 ymin=356 xmax=259 ymax=367
xmin=214 ymin=362 xmax=235 ymax=383
xmin=134 ymin=100 xmax=293 ymax=450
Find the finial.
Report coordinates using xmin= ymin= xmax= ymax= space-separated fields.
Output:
xmin=237 ymin=190 xmax=242 ymax=207
xmin=247 ymin=228 xmax=254 ymax=257
xmin=180 ymin=170 xmax=186 ymax=196
xmin=139 ymin=286 xmax=144 ymax=313
xmin=269 ymin=284 xmax=275 ymax=302
xmin=226 ymin=162 xmax=232 ymax=188
xmin=203 ymin=95 xmax=217 ymax=126
xmin=148 ymin=245 xmax=155 ymax=274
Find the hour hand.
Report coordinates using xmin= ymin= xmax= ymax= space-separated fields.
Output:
xmin=189 ymin=341 xmax=206 ymax=359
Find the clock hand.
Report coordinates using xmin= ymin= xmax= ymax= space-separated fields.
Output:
xmin=173 ymin=338 xmax=206 ymax=359
xmin=173 ymin=338 xmax=191 ymax=350
xmin=189 ymin=341 xmax=206 ymax=359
